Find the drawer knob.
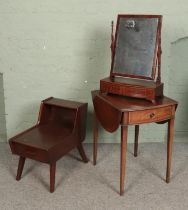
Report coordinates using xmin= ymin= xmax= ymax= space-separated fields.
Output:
xmin=150 ymin=113 xmax=155 ymax=118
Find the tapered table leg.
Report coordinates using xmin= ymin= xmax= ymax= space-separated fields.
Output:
xmin=93 ymin=112 xmax=98 ymax=165
xmin=50 ymin=162 xmax=56 ymax=193
xmin=134 ymin=125 xmax=139 ymax=157
xmin=16 ymin=156 xmax=26 ymax=181
xmin=166 ymin=118 xmax=175 ymax=183
xmin=120 ymin=125 xmax=128 ymax=196
xmin=77 ymin=143 xmax=88 ymax=163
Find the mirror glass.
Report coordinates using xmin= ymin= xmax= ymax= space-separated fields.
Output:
xmin=112 ymin=16 xmax=159 ymax=80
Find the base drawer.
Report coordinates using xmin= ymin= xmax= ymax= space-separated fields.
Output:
xmin=10 ymin=142 xmax=48 ymax=163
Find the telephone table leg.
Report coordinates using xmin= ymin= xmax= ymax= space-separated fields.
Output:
xmin=120 ymin=125 xmax=128 ymax=195
xmin=134 ymin=125 xmax=139 ymax=157
xmin=166 ymin=118 xmax=174 ymax=183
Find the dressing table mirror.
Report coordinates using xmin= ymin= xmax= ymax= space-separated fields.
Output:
xmin=93 ymin=15 xmax=178 ymax=196
xmin=100 ymin=15 xmax=164 ymax=102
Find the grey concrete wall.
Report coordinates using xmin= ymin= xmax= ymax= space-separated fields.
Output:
xmin=0 ymin=73 xmax=7 ymax=142
xmin=0 ymin=0 xmax=188 ymax=142
xmin=169 ymin=37 xmax=188 ymax=142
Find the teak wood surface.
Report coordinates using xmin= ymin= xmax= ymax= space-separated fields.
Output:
xmin=9 ymin=97 xmax=88 ymax=193
xmin=92 ymin=90 xmax=178 ymax=195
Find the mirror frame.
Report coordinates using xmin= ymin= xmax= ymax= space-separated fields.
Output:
xmin=110 ymin=14 xmax=162 ymax=81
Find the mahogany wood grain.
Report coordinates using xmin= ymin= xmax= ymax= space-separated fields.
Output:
xmin=166 ymin=118 xmax=175 ymax=183
xmin=100 ymin=77 xmax=163 ymax=102
xmin=93 ymin=93 xmax=122 ymax=132
xmin=156 ymin=16 xmax=162 ymax=83
xmin=92 ymin=90 xmax=178 ymax=195
xmin=50 ymin=162 xmax=56 ymax=193
xmin=16 ymin=156 xmax=26 ymax=181
xmin=93 ymin=112 xmax=98 ymax=165
xmin=120 ymin=126 xmax=128 ymax=196
xmin=9 ymin=97 xmax=88 ymax=193
xmin=134 ymin=125 xmax=139 ymax=157
xmin=128 ymin=106 xmax=172 ymax=124
xmin=93 ymin=90 xmax=177 ymax=112
xmin=77 ymin=143 xmax=88 ymax=163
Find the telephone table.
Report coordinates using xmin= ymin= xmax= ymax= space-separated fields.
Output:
xmin=92 ymin=90 xmax=178 ymax=195
xmin=9 ymin=97 xmax=88 ymax=193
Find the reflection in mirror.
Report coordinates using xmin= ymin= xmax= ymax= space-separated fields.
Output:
xmin=112 ymin=17 xmax=159 ymax=80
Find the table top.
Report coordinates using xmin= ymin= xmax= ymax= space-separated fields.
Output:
xmin=43 ymin=97 xmax=87 ymax=109
xmin=92 ymin=90 xmax=178 ymax=112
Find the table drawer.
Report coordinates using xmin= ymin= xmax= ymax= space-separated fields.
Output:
xmin=129 ymin=106 xmax=172 ymax=124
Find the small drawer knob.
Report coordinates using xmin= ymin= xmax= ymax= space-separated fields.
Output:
xmin=150 ymin=113 xmax=155 ymax=118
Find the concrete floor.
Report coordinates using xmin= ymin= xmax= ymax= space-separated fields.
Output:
xmin=0 ymin=142 xmax=188 ymax=210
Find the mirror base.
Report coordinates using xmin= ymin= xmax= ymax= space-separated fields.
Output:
xmin=100 ymin=77 xmax=163 ymax=102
